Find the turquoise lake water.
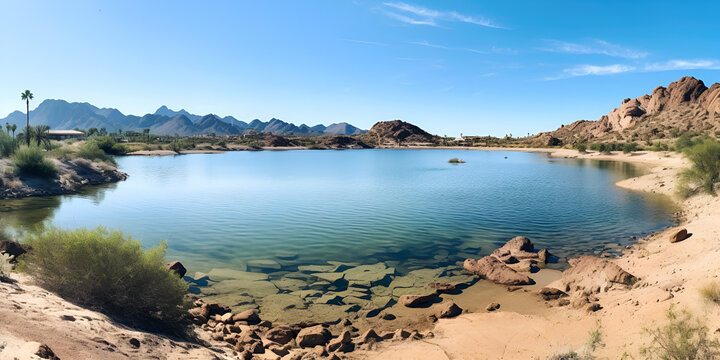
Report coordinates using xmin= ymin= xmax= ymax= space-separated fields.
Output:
xmin=1 ymin=149 xmax=676 ymax=276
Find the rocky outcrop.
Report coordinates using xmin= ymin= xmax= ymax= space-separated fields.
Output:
xmin=463 ymin=256 xmax=535 ymax=285
xmin=296 ymin=325 xmax=332 ymax=348
xmin=562 ymin=256 xmax=636 ymax=294
xmin=263 ymin=134 xmax=296 ymax=147
xmin=0 ymin=158 xmax=128 ymax=200
xmin=398 ymin=292 xmax=438 ymax=307
xmin=434 ymin=301 xmax=462 ymax=318
xmin=0 ymin=240 xmax=29 ymax=259
xmin=165 ymin=261 xmax=186 ymax=278
xmin=532 ymin=77 xmax=720 ymax=144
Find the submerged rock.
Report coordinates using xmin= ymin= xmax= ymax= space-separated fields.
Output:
xmin=398 ymin=292 xmax=438 ymax=307
xmin=166 ymin=261 xmax=186 ymax=278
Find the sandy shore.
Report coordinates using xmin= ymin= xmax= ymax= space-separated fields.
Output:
xmin=359 ymin=149 xmax=720 ymax=359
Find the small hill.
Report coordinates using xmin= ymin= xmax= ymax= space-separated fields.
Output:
xmin=323 ymin=135 xmax=370 ymax=149
xmin=533 ymin=76 xmax=720 ymax=146
xmin=359 ymin=120 xmax=438 ymax=146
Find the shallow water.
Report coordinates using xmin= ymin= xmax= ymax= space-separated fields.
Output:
xmin=0 ymin=150 xmax=677 ymax=321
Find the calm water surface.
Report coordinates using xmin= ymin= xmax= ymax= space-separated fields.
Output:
xmin=1 ymin=150 xmax=676 ymax=274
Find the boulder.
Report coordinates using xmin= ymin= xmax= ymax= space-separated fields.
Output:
xmin=670 ymin=228 xmax=689 ymax=243
xmin=232 ymin=309 xmax=261 ymax=325
xmin=562 ymin=256 xmax=636 ymax=293
xmin=296 ymin=325 xmax=331 ymax=348
xmin=35 ymin=344 xmax=60 ymax=360
xmin=394 ymin=329 xmax=411 ymax=340
xmin=463 ymin=256 xmax=535 ymax=285
xmin=486 ymin=302 xmax=501 ymax=312
xmin=398 ymin=292 xmax=438 ymax=307
xmin=204 ymin=303 xmax=231 ymax=316
xmin=434 ymin=301 xmax=462 ymax=318
xmin=266 ymin=325 xmax=297 ymax=345
xmin=326 ymin=330 xmax=353 ymax=352
xmin=359 ymin=329 xmax=382 ymax=344
xmin=538 ymin=287 xmax=568 ymax=301
xmin=166 ymin=261 xmax=186 ymax=278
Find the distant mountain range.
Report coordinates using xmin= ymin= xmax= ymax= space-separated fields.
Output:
xmin=0 ymin=99 xmax=366 ymax=136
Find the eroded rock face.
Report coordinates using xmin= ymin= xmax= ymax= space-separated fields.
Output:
xmin=463 ymin=256 xmax=535 ymax=285
xmin=562 ymin=256 xmax=636 ymax=293
xmin=538 ymin=287 xmax=568 ymax=301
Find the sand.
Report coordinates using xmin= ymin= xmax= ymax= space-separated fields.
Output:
xmin=358 ymin=149 xmax=720 ymax=359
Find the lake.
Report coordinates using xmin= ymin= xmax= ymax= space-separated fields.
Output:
xmin=0 ymin=149 xmax=676 ymax=322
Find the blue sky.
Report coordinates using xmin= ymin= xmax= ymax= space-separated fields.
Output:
xmin=1 ymin=1 xmax=719 ymax=136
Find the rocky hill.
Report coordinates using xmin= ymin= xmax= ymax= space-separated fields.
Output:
xmin=359 ymin=120 xmax=438 ymax=146
xmin=532 ymin=77 xmax=720 ymax=146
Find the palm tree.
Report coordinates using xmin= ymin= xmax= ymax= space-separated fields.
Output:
xmin=11 ymin=124 xmax=17 ymax=138
xmin=32 ymin=125 xmax=51 ymax=148
xmin=21 ymin=90 xmax=33 ymax=146
xmin=5 ymin=123 xmax=9 ymax=134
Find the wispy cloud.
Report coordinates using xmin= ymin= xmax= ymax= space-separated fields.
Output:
xmin=644 ymin=59 xmax=720 ymax=71
xmin=540 ymin=39 xmax=648 ymax=59
xmin=382 ymin=2 xmax=503 ymax=28
xmin=545 ymin=64 xmax=635 ymax=80
xmin=408 ymin=41 xmax=515 ymax=55
xmin=342 ymin=38 xmax=386 ymax=46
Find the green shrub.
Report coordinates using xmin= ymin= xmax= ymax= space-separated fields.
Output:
xmin=12 ymin=146 xmax=57 ymax=178
xmin=677 ymin=138 xmax=720 ymax=196
xmin=0 ymin=131 xmax=17 ymax=157
xmin=675 ymin=133 xmax=699 ymax=152
xmin=622 ymin=142 xmax=639 ymax=154
xmin=18 ymin=227 xmax=189 ymax=331
xmin=575 ymin=143 xmax=587 ymax=153
xmin=90 ymin=136 xmax=127 ymax=155
xmin=640 ymin=307 xmax=720 ymax=359
xmin=77 ymin=142 xmax=115 ymax=164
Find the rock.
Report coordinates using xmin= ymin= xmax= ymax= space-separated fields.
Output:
xmin=296 ymin=325 xmax=331 ymax=348
xmin=207 ymin=268 xmax=268 ymax=281
xmin=380 ymin=331 xmax=395 ymax=340
xmin=359 ymin=329 xmax=382 ymax=344
xmin=311 ymin=272 xmax=346 ymax=285
xmin=670 ymin=228 xmax=689 ymax=243
xmin=486 ymin=302 xmax=500 ymax=312
xmin=562 ymin=256 xmax=636 ymax=293
xmin=428 ymin=282 xmax=456 ymax=293
xmin=238 ymin=350 xmax=253 ymax=360
xmin=463 ymin=256 xmax=535 ymax=285
xmin=398 ymin=292 xmax=438 ymax=307
xmin=269 ymin=344 xmax=291 ymax=357
xmin=267 ymin=326 xmax=297 ymax=345
xmin=327 ymin=331 xmax=353 ymax=352
xmin=434 ymin=301 xmax=462 ymax=318
xmin=538 ymin=287 xmax=568 ymax=301
xmin=569 ymin=293 xmax=590 ymax=309
xmin=232 ymin=309 xmax=261 ymax=324
xmin=379 ymin=312 xmax=396 ymax=320
xmin=165 ymin=261 xmax=186 ymax=278
xmin=313 ymin=345 xmax=328 ymax=357
xmin=538 ymin=249 xmax=549 ymax=264
xmin=394 ymin=329 xmax=411 ymax=340
xmin=494 ymin=236 xmax=534 ymax=255
xmin=219 ymin=312 xmax=234 ymax=324
xmin=189 ymin=306 xmax=211 ymax=319
xmin=35 ymin=344 xmax=60 ymax=360
xmin=129 ymin=338 xmax=140 ymax=348
xmin=343 ymin=263 xmax=395 ymax=286
xmin=249 ymin=341 xmax=265 ymax=354
xmin=586 ymin=303 xmax=602 ymax=312
xmin=0 ymin=240 xmax=28 ymax=259
xmin=558 ymin=298 xmax=570 ymax=306
xmin=247 ymin=259 xmax=282 ymax=272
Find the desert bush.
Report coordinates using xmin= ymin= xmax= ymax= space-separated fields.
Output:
xmin=548 ymin=323 xmax=602 ymax=360
xmin=640 ymin=307 xmax=720 ymax=359
xmin=77 ymin=142 xmax=116 ymax=165
xmin=90 ymin=136 xmax=128 ymax=155
xmin=18 ymin=227 xmax=189 ymax=331
xmin=575 ymin=143 xmax=588 ymax=153
xmin=677 ymin=138 xmax=720 ymax=196
xmin=622 ymin=142 xmax=639 ymax=154
xmin=12 ymin=146 xmax=57 ymax=178
xmin=0 ymin=130 xmax=18 ymax=156
xmin=699 ymin=281 xmax=720 ymax=304
xmin=675 ymin=133 xmax=699 ymax=152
